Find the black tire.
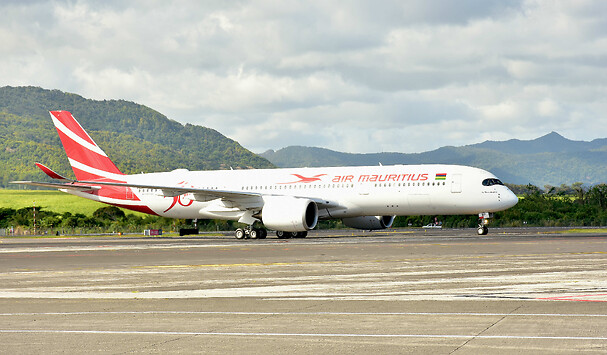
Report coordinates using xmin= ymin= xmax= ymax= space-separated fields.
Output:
xmin=249 ymin=229 xmax=258 ymax=239
xmin=235 ymin=228 xmax=245 ymax=239
xmin=276 ymin=231 xmax=290 ymax=239
xmin=292 ymin=231 xmax=308 ymax=238
xmin=259 ymin=229 xmax=267 ymax=239
xmin=477 ymin=225 xmax=488 ymax=235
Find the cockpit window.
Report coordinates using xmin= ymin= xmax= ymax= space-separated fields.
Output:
xmin=482 ymin=178 xmax=504 ymax=186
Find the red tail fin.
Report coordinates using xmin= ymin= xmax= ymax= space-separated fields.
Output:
xmin=49 ymin=111 xmax=125 ymax=181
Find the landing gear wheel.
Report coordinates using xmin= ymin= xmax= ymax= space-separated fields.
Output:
xmin=258 ymin=229 xmax=267 ymax=239
xmin=477 ymin=225 xmax=488 ymax=235
xmin=276 ymin=231 xmax=290 ymax=239
xmin=477 ymin=212 xmax=493 ymax=236
xmin=249 ymin=229 xmax=259 ymax=239
xmin=293 ymin=231 xmax=308 ymax=238
xmin=235 ymin=228 xmax=245 ymax=239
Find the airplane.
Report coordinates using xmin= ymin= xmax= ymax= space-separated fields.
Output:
xmin=11 ymin=111 xmax=518 ymax=238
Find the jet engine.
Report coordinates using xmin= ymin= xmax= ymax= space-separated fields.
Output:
xmin=342 ymin=215 xmax=395 ymax=230
xmin=261 ymin=196 xmax=318 ymax=232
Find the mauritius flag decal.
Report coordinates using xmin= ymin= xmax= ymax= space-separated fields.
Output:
xmin=435 ymin=173 xmax=447 ymax=180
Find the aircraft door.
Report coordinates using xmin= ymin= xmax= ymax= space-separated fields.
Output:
xmin=358 ymin=182 xmax=370 ymax=195
xmin=451 ymin=174 xmax=462 ymax=193
xmin=126 ymin=187 xmax=135 ymax=200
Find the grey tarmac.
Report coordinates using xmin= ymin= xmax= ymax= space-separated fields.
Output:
xmin=0 ymin=227 xmax=606 ymax=354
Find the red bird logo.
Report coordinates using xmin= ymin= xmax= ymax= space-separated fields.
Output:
xmin=278 ymin=174 xmax=326 ymax=184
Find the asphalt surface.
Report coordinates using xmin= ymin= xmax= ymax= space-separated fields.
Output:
xmin=1 ymin=227 xmax=606 ymax=354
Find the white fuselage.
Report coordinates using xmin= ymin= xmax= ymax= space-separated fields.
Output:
xmin=67 ymin=164 xmax=518 ymax=221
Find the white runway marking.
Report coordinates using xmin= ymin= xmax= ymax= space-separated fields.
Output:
xmin=0 ymin=238 xmax=384 ymax=254
xmin=1 ymin=311 xmax=607 ymax=317
xmin=0 ymin=243 xmax=244 ymax=253
xmin=0 ymin=329 xmax=605 ymax=340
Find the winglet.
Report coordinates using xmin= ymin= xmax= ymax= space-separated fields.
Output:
xmin=35 ymin=162 xmax=72 ymax=181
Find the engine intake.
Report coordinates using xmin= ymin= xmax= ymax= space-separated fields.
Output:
xmin=261 ymin=196 xmax=318 ymax=232
xmin=342 ymin=215 xmax=395 ymax=230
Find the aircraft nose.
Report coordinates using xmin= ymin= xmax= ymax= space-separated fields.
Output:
xmin=503 ymin=189 xmax=518 ymax=209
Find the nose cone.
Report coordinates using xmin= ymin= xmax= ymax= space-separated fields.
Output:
xmin=503 ymin=189 xmax=518 ymax=209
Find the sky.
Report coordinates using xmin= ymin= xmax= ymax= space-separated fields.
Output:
xmin=1 ymin=0 xmax=607 ymax=154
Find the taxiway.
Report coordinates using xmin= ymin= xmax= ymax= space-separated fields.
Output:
xmin=1 ymin=228 xmax=606 ymax=353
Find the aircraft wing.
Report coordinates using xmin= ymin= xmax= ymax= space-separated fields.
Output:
xmin=10 ymin=178 xmax=341 ymax=211
xmin=77 ymin=180 xmax=259 ymax=200
xmin=76 ymin=180 xmax=341 ymax=209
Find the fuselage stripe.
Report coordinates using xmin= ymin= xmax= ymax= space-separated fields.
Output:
xmin=56 ymin=130 xmax=123 ymax=175
xmin=69 ymin=159 xmax=126 ymax=181
xmin=50 ymin=112 xmax=108 ymax=157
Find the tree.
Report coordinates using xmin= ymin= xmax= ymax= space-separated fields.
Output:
xmin=93 ymin=206 xmax=126 ymax=221
xmin=571 ymin=182 xmax=586 ymax=204
xmin=587 ymin=184 xmax=607 ymax=209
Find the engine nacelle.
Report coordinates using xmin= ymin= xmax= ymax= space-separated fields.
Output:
xmin=261 ymin=196 xmax=318 ymax=232
xmin=342 ymin=215 xmax=395 ymax=230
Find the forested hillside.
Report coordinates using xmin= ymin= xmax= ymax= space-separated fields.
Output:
xmin=261 ymin=133 xmax=607 ymax=187
xmin=0 ymin=86 xmax=273 ymax=186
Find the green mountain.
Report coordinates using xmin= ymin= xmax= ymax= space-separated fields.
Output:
xmin=261 ymin=133 xmax=607 ymax=187
xmin=0 ymin=86 xmax=273 ymax=187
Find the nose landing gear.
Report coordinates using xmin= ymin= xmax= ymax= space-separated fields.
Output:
xmin=477 ymin=212 xmax=493 ymax=235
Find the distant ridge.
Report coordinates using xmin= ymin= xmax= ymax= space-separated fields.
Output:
xmin=472 ymin=131 xmax=607 ymax=154
xmin=261 ymin=134 xmax=607 ymax=187
xmin=0 ymin=86 xmax=273 ymax=187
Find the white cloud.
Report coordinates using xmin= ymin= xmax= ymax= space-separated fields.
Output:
xmin=1 ymin=0 xmax=607 ymax=154
xmin=537 ymin=99 xmax=560 ymax=117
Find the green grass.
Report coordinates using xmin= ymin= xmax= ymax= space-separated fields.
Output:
xmin=559 ymin=228 xmax=607 ymax=234
xmin=0 ymin=189 xmax=143 ymax=216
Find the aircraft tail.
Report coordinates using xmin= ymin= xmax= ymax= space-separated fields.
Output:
xmin=49 ymin=111 xmax=125 ymax=181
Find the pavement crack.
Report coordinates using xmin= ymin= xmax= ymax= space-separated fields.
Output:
xmin=449 ymin=305 xmax=522 ymax=354
xmin=119 ymin=335 xmax=191 ymax=355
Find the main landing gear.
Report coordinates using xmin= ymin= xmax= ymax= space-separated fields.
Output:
xmin=233 ymin=227 xmax=308 ymax=239
xmin=235 ymin=226 xmax=267 ymax=239
xmin=276 ymin=231 xmax=308 ymax=239
xmin=477 ymin=212 xmax=493 ymax=235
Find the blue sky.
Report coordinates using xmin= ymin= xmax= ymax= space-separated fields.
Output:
xmin=1 ymin=0 xmax=606 ymax=153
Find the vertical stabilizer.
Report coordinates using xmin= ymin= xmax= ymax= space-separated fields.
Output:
xmin=49 ymin=111 xmax=125 ymax=181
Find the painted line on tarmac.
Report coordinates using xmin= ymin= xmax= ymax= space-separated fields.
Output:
xmin=0 ymin=243 xmax=258 ymax=254
xmin=0 ymin=329 xmax=605 ymax=340
xmin=0 ymin=240 xmax=387 ymax=254
xmin=131 ymin=250 xmax=607 ymax=269
xmin=538 ymin=294 xmax=607 ymax=302
xmin=1 ymin=311 xmax=607 ymax=317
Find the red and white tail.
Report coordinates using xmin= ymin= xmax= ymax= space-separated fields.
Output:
xmin=49 ymin=111 xmax=125 ymax=181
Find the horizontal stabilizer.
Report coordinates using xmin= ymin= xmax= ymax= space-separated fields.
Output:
xmin=35 ymin=163 xmax=73 ymax=181
xmin=10 ymin=180 xmax=100 ymax=191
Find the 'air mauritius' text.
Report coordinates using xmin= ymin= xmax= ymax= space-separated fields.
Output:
xmin=332 ymin=173 xmax=429 ymax=183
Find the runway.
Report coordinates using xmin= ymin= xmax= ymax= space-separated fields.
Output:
xmin=1 ymin=228 xmax=606 ymax=353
